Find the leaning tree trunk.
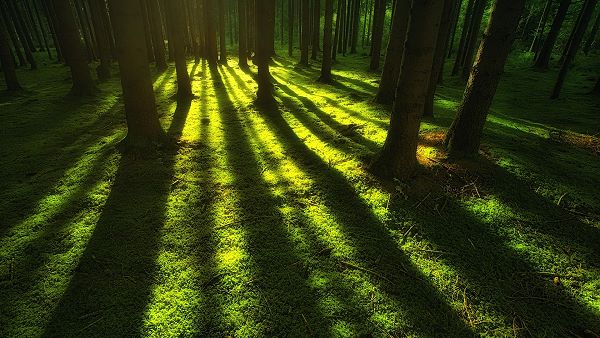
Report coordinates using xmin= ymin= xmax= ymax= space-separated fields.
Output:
xmin=0 ymin=12 xmax=22 ymax=90
xmin=300 ymin=0 xmax=310 ymax=65
xmin=529 ymin=0 xmax=553 ymax=53
xmin=369 ymin=0 xmax=386 ymax=70
xmin=374 ymin=0 xmax=410 ymax=104
xmin=239 ymin=0 xmax=248 ymax=67
xmin=7 ymin=0 xmax=37 ymax=69
xmin=319 ymin=0 xmax=334 ymax=82
xmin=371 ymin=0 xmax=445 ymax=180
xmin=51 ymin=0 xmax=96 ymax=96
xmin=166 ymin=0 xmax=193 ymax=99
xmin=107 ymin=0 xmax=163 ymax=151
xmin=551 ymin=0 xmax=597 ymax=99
xmin=256 ymin=0 xmax=276 ymax=105
xmin=423 ymin=0 xmax=456 ymax=117
xmin=88 ymin=0 xmax=112 ymax=80
xmin=445 ymin=0 xmax=525 ymax=158
xmin=534 ymin=0 xmax=571 ymax=70
xmin=583 ymin=10 xmax=600 ymax=54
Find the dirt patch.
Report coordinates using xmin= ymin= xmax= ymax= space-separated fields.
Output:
xmin=550 ymin=130 xmax=600 ymax=156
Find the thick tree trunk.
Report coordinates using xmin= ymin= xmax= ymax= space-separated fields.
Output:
xmin=89 ymin=0 xmax=112 ymax=80
xmin=147 ymin=0 xmax=167 ymax=70
xmin=529 ymin=0 xmax=553 ymax=53
xmin=107 ymin=0 xmax=163 ymax=150
xmin=534 ymin=0 xmax=571 ymax=70
xmin=204 ymin=0 xmax=218 ymax=66
xmin=218 ymin=0 xmax=227 ymax=62
xmin=256 ymin=0 xmax=276 ymax=105
xmin=374 ymin=0 xmax=410 ymax=104
xmin=583 ymin=11 xmax=600 ymax=54
xmin=0 ymin=12 xmax=22 ymax=90
xmin=551 ymin=0 xmax=597 ymax=99
xmin=451 ymin=0 xmax=476 ymax=75
xmin=51 ymin=0 xmax=96 ymax=96
xmin=319 ymin=0 xmax=334 ymax=82
xmin=460 ymin=0 xmax=487 ymax=81
xmin=424 ymin=0 xmax=456 ymax=117
xmin=371 ymin=0 xmax=445 ymax=179
xmin=166 ymin=0 xmax=192 ymax=99
xmin=239 ymin=0 xmax=248 ymax=67
xmin=300 ymin=0 xmax=310 ymax=64
xmin=369 ymin=0 xmax=386 ymax=70
xmin=445 ymin=0 xmax=525 ymax=157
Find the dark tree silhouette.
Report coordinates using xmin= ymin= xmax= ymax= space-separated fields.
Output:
xmin=534 ymin=0 xmax=571 ymax=70
xmin=319 ymin=0 xmax=334 ymax=82
xmin=300 ymin=0 xmax=310 ymax=65
xmin=166 ymin=0 xmax=193 ymax=99
xmin=0 ymin=10 xmax=21 ymax=91
xmin=369 ymin=0 xmax=387 ymax=70
xmin=256 ymin=0 xmax=276 ymax=105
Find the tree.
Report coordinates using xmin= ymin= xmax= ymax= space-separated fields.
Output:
xmin=452 ymin=0 xmax=476 ymax=75
xmin=204 ymin=0 xmax=218 ymax=66
xmin=51 ymin=0 xmax=96 ymax=96
xmin=300 ymin=0 xmax=310 ymax=65
xmin=107 ymin=0 xmax=164 ymax=150
xmin=551 ymin=0 xmax=597 ymax=99
xmin=583 ymin=10 xmax=600 ymax=54
xmin=460 ymin=0 xmax=487 ymax=81
xmin=319 ymin=0 xmax=334 ymax=82
xmin=288 ymin=0 xmax=294 ymax=56
xmin=374 ymin=0 xmax=410 ymax=104
xmin=88 ymin=0 xmax=112 ymax=80
xmin=0 ymin=10 xmax=21 ymax=91
xmin=534 ymin=0 xmax=571 ymax=70
xmin=6 ymin=0 xmax=37 ymax=69
xmin=371 ymin=0 xmax=445 ymax=179
xmin=311 ymin=0 xmax=320 ymax=60
xmin=369 ymin=0 xmax=387 ymax=70
xmin=239 ymin=0 xmax=249 ymax=68
xmin=529 ymin=0 xmax=553 ymax=54
xmin=218 ymin=0 xmax=227 ymax=62
xmin=256 ymin=0 xmax=276 ymax=105
xmin=444 ymin=0 xmax=525 ymax=157
xmin=166 ymin=0 xmax=193 ymax=99
xmin=147 ymin=0 xmax=168 ymax=71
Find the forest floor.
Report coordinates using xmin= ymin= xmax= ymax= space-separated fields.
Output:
xmin=1 ymin=50 xmax=599 ymax=337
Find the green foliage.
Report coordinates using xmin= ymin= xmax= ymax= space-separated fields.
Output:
xmin=0 ymin=50 xmax=599 ymax=337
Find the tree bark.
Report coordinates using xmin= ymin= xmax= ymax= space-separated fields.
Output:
xmin=107 ymin=0 xmax=164 ymax=150
xmin=551 ymin=0 xmax=597 ymax=99
xmin=424 ymin=0 xmax=456 ymax=117
xmin=239 ymin=0 xmax=248 ymax=67
xmin=51 ymin=0 xmax=96 ymax=95
xmin=166 ymin=0 xmax=193 ymax=99
xmin=451 ymin=0 xmax=475 ymax=75
xmin=374 ymin=0 xmax=410 ymax=104
xmin=445 ymin=0 xmax=525 ymax=157
xmin=147 ymin=0 xmax=167 ymax=70
xmin=300 ymin=0 xmax=310 ymax=64
xmin=460 ymin=0 xmax=487 ymax=81
xmin=534 ymin=0 xmax=571 ymax=70
xmin=529 ymin=0 xmax=553 ymax=53
xmin=204 ymin=0 xmax=218 ymax=66
xmin=256 ymin=0 xmax=276 ymax=105
xmin=218 ymin=0 xmax=227 ymax=62
xmin=583 ymin=10 xmax=600 ymax=54
xmin=319 ymin=0 xmax=334 ymax=82
xmin=311 ymin=0 xmax=320 ymax=60
xmin=332 ymin=0 xmax=343 ymax=60
xmin=371 ymin=0 xmax=445 ymax=179
xmin=0 ymin=11 xmax=22 ymax=90
xmin=89 ymin=0 xmax=112 ymax=79
xmin=7 ymin=0 xmax=37 ymax=69
xmin=288 ymin=0 xmax=294 ymax=56
xmin=369 ymin=0 xmax=386 ymax=70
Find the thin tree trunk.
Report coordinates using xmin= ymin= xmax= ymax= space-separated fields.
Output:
xmin=311 ymin=0 xmax=320 ymax=59
xmin=460 ymin=0 xmax=486 ymax=81
xmin=445 ymin=0 xmax=526 ymax=157
xmin=319 ymin=0 xmax=334 ymax=82
xmin=529 ymin=0 xmax=553 ymax=53
xmin=256 ymin=0 xmax=275 ymax=105
xmin=51 ymin=0 xmax=96 ymax=95
xmin=369 ymin=0 xmax=386 ymax=70
xmin=1 ymin=5 xmax=26 ymax=67
xmin=89 ymin=0 xmax=111 ymax=80
xmin=0 ymin=12 xmax=22 ymax=90
xmin=7 ymin=0 xmax=37 ymax=69
xmin=451 ymin=0 xmax=475 ymax=75
xmin=205 ymin=0 xmax=218 ymax=65
xmin=218 ymin=0 xmax=227 ymax=62
xmin=332 ymin=0 xmax=342 ymax=60
xmin=300 ymin=0 xmax=310 ymax=64
xmin=166 ymin=0 xmax=193 ymax=99
xmin=551 ymin=0 xmax=597 ymax=99
xmin=42 ymin=0 xmax=63 ymax=62
xmin=534 ymin=0 xmax=571 ymax=69
xmin=558 ymin=1 xmax=586 ymax=64
xmin=239 ymin=0 xmax=248 ymax=67
xmin=447 ymin=0 xmax=463 ymax=57
xmin=147 ymin=0 xmax=167 ymax=70
xmin=107 ymin=0 xmax=164 ymax=151
xmin=583 ymin=10 xmax=600 ymax=54
xmin=289 ymin=0 xmax=294 ymax=56
xmin=374 ymin=0 xmax=409 ymax=104
xmin=32 ymin=0 xmax=52 ymax=59
xmin=371 ymin=0 xmax=445 ymax=179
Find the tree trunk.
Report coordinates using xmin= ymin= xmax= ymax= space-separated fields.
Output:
xmin=239 ymin=0 xmax=248 ymax=67
xmin=369 ymin=0 xmax=386 ymax=70
xmin=256 ymin=0 xmax=276 ymax=105
xmin=288 ymin=0 xmax=294 ymax=56
xmin=204 ymin=0 xmax=218 ymax=66
xmin=445 ymin=0 xmax=525 ymax=157
xmin=300 ymin=0 xmax=310 ymax=64
xmin=529 ymin=0 xmax=553 ymax=53
xmin=1 ymin=4 xmax=26 ymax=68
xmin=147 ymin=0 xmax=167 ymax=70
xmin=31 ymin=0 xmax=51 ymax=58
xmin=7 ymin=0 xmax=37 ymax=69
xmin=51 ymin=0 xmax=96 ymax=96
xmin=460 ymin=0 xmax=487 ymax=81
xmin=311 ymin=0 xmax=320 ymax=60
xmin=371 ymin=0 xmax=445 ymax=179
xmin=350 ymin=0 xmax=360 ymax=53
xmin=166 ymin=0 xmax=193 ymax=99
xmin=451 ymin=0 xmax=475 ymax=75
xmin=583 ymin=10 xmax=600 ymax=54
xmin=534 ymin=0 xmax=571 ymax=70
xmin=319 ymin=0 xmax=334 ymax=82
xmin=218 ymin=0 xmax=227 ymax=62
xmin=89 ymin=0 xmax=112 ymax=80
xmin=424 ymin=0 xmax=456 ymax=117
xmin=558 ymin=1 xmax=586 ymax=64
xmin=374 ymin=0 xmax=410 ymax=104
xmin=591 ymin=76 xmax=600 ymax=95
xmin=42 ymin=0 xmax=63 ymax=62
xmin=447 ymin=0 xmax=463 ymax=57
xmin=332 ymin=0 xmax=343 ymax=60
xmin=107 ymin=0 xmax=163 ymax=150
xmin=551 ymin=0 xmax=597 ymax=99
xmin=0 ymin=12 xmax=22 ymax=90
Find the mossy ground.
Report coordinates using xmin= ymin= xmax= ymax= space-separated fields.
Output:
xmin=1 ymin=49 xmax=599 ymax=337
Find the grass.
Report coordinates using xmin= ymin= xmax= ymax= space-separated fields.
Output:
xmin=1 ymin=49 xmax=599 ymax=337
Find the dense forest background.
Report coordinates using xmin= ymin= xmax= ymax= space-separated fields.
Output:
xmin=1 ymin=0 xmax=599 ymax=337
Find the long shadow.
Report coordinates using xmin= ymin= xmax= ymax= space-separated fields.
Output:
xmin=234 ymin=86 xmax=475 ymax=334
xmin=42 ymin=100 xmax=192 ymax=336
xmin=404 ymin=158 xmax=600 ymax=336
xmin=209 ymin=66 xmax=328 ymax=335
